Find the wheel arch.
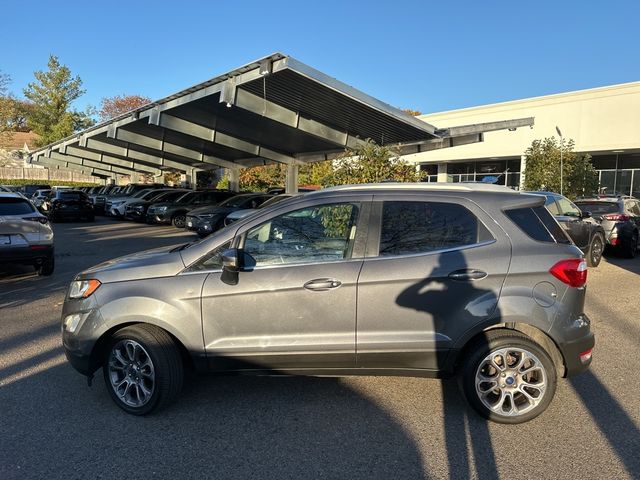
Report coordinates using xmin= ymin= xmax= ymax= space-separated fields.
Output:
xmin=449 ymin=322 xmax=566 ymax=378
xmin=88 ymin=322 xmax=197 ymax=376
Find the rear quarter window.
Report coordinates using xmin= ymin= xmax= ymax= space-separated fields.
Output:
xmin=574 ymin=201 xmax=619 ymax=215
xmin=505 ymin=206 xmax=571 ymax=244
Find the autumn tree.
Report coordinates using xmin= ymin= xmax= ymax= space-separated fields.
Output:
xmin=99 ymin=94 xmax=151 ymax=122
xmin=325 ymin=139 xmax=423 ymax=186
xmin=23 ymin=55 xmax=93 ymax=147
xmin=0 ymin=71 xmax=15 ymax=141
xmin=523 ymin=137 xmax=599 ymax=199
xmin=402 ymin=108 xmax=423 ymax=116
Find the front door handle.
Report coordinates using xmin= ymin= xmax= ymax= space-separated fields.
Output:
xmin=448 ymin=269 xmax=488 ymax=281
xmin=304 ymin=278 xmax=342 ymax=291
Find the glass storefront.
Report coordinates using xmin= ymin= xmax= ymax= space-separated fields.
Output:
xmin=593 ymin=153 xmax=640 ymax=196
xmin=443 ymin=159 xmax=522 ymax=189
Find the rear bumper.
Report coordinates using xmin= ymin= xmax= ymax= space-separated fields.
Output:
xmin=558 ymin=328 xmax=595 ymax=377
xmin=51 ymin=208 xmax=93 ymax=218
xmin=0 ymin=245 xmax=53 ymax=264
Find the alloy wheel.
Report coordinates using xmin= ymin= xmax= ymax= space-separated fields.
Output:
xmin=475 ymin=347 xmax=547 ymax=417
xmin=107 ymin=340 xmax=155 ymax=408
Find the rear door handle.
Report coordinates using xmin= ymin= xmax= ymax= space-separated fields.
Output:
xmin=304 ymin=278 xmax=342 ymax=291
xmin=448 ymin=269 xmax=488 ymax=281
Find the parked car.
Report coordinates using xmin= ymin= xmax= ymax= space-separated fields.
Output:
xmin=527 ymin=191 xmax=606 ymax=267
xmin=94 ymin=184 xmax=166 ymax=215
xmin=20 ymin=184 xmax=50 ymax=197
xmin=574 ymin=195 xmax=640 ymax=258
xmin=41 ymin=189 xmax=94 ymax=222
xmin=0 ymin=192 xmax=54 ymax=275
xmin=105 ymin=188 xmax=176 ymax=218
xmin=31 ymin=189 xmax=52 ymax=210
xmin=124 ymin=189 xmax=190 ymax=222
xmin=186 ymin=193 xmax=274 ymax=237
xmin=223 ymin=193 xmax=299 ymax=227
xmin=61 ymin=183 xmax=594 ymax=423
xmin=147 ymin=190 xmax=235 ymax=228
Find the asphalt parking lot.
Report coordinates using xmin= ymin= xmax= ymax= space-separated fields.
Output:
xmin=1 ymin=217 xmax=639 ymax=480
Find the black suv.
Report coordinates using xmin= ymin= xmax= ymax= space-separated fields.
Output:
xmin=574 ymin=195 xmax=640 ymax=258
xmin=41 ymin=190 xmax=94 ymax=222
xmin=528 ymin=192 xmax=606 ymax=267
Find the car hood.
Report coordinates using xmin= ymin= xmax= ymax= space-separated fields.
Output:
xmin=78 ymin=244 xmax=187 ymax=283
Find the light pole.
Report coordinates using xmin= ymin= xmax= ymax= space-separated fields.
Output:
xmin=556 ymin=126 xmax=563 ymax=195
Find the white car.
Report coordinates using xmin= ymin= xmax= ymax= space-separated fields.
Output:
xmin=0 ymin=192 xmax=55 ymax=275
xmin=105 ymin=189 xmax=175 ymax=218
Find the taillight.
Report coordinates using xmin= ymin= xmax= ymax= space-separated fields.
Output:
xmin=549 ymin=258 xmax=588 ymax=288
xmin=23 ymin=216 xmax=49 ymax=225
xmin=603 ymin=214 xmax=630 ymax=221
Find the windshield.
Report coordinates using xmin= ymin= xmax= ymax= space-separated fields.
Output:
xmin=155 ymin=190 xmax=187 ymax=202
xmin=139 ymin=189 xmax=163 ymax=200
xmin=0 ymin=198 xmax=35 ymax=215
xmin=575 ymin=201 xmax=619 ymax=215
xmin=219 ymin=195 xmax=259 ymax=208
xmin=132 ymin=189 xmax=152 ymax=198
xmin=176 ymin=191 xmax=197 ymax=203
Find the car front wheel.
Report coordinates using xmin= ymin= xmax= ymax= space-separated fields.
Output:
xmin=460 ymin=330 xmax=557 ymax=424
xmin=103 ymin=324 xmax=183 ymax=415
xmin=171 ymin=214 xmax=186 ymax=228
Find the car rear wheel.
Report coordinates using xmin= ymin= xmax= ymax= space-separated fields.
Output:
xmin=459 ymin=330 xmax=557 ymax=424
xmin=172 ymin=214 xmax=186 ymax=228
xmin=36 ymin=255 xmax=55 ymax=276
xmin=103 ymin=324 xmax=183 ymax=415
xmin=587 ymin=232 xmax=604 ymax=267
xmin=623 ymin=232 xmax=638 ymax=259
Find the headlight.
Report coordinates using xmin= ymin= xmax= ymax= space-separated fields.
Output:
xmin=199 ymin=213 xmax=217 ymax=219
xmin=157 ymin=206 xmax=168 ymax=212
xmin=69 ymin=279 xmax=101 ymax=299
xmin=112 ymin=200 xmax=125 ymax=206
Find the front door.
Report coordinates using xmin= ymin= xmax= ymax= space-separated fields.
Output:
xmin=200 ymin=200 xmax=367 ymax=372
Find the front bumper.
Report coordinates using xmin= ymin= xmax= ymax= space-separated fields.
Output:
xmin=146 ymin=212 xmax=171 ymax=224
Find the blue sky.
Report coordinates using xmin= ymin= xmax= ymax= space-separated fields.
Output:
xmin=1 ymin=0 xmax=639 ymax=115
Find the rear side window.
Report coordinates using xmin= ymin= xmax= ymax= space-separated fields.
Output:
xmin=0 ymin=198 xmax=35 ymax=215
xmin=59 ymin=192 xmax=86 ymax=200
xmin=379 ymin=201 xmax=493 ymax=256
xmin=505 ymin=206 xmax=570 ymax=244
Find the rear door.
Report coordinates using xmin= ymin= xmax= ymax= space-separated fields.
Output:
xmin=356 ymin=194 xmax=510 ymax=370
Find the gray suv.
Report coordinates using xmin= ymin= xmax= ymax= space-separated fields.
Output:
xmin=61 ymin=183 xmax=594 ymax=423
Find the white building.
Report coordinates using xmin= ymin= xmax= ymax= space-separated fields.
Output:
xmin=405 ymin=81 xmax=640 ymax=195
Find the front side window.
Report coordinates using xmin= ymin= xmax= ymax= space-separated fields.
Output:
xmin=379 ymin=201 xmax=492 ymax=256
xmin=556 ymin=197 xmax=581 ymax=217
xmin=243 ymin=203 xmax=359 ymax=266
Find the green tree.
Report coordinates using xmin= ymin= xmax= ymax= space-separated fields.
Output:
xmin=523 ymin=137 xmax=598 ymax=199
xmin=23 ymin=55 xmax=93 ymax=147
xmin=326 ymin=139 xmax=423 ymax=186
xmin=0 ymin=71 xmax=15 ymax=142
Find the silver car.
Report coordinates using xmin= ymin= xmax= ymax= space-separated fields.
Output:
xmin=61 ymin=183 xmax=594 ymax=423
xmin=0 ymin=192 xmax=55 ymax=275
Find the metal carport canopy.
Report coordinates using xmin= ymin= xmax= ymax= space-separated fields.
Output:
xmin=28 ymin=52 xmax=534 ymax=190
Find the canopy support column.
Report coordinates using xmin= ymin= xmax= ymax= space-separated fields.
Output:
xmin=286 ymin=164 xmax=299 ymax=193
xmin=228 ymin=168 xmax=240 ymax=192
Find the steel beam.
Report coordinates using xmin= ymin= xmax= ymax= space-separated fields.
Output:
xmin=51 ymin=147 xmax=162 ymax=176
xmin=434 ymin=117 xmax=535 ymax=138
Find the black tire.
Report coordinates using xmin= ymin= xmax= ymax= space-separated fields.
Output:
xmin=36 ymin=254 xmax=55 ymax=276
xmin=587 ymin=232 xmax=605 ymax=267
xmin=171 ymin=213 xmax=186 ymax=229
xmin=623 ymin=232 xmax=638 ymax=259
xmin=459 ymin=329 xmax=557 ymax=424
xmin=103 ymin=324 xmax=184 ymax=415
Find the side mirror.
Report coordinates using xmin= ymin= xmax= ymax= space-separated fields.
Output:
xmin=222 ymin=248 xmax=241 ymax=272
xmin=581 ymin=211 xmax=592 ymax=219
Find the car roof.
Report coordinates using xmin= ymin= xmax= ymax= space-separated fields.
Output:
xmin=317 ymin=182 xmax=515 ymax=194
xmin=0 ymin=192 xmax=30 ymax=200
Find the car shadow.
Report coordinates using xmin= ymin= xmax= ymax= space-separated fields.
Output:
xmin=602 ymin=255 xmax=640 ymax=275
xmin=0 ymin=362 xmax=429 ymax=480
